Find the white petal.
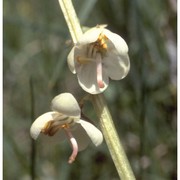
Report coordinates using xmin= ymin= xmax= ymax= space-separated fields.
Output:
xmin=103 ymin=52 xmax=130 ymax=80
xmin=40 ymin=130 xmax=67 ymax=143
xmin=77 ymin=119 xmax=103 ymax=146
xmin=67 ymin=45 xmax=86 ymax=75
xmin=67 ymin=46 xmax=76 ymax=74
xmin=78 ymin=26 xmax=104 ymax=45
xmin=76 ymin=62 xmax=109 ymax=94
xmin=30 ymin=112 xmax=59 ymax=140
xmin=100 ymin=29 xmax=130 ymax=80
xmin=103 ymin=29 xmax=129 ymax=54
xmin=51 ymin=93 xmax=80 ymax=117
xmin=70 ymin=124 xmax=91 ymax=151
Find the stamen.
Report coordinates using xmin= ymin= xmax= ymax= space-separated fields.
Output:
xmin=42 ymin=121 xmax=58 ymax=136
xmin=102 ymin=43 xmax=107 ymax=49
xmin=96 ymin=53 xmax=104 ymax=88
xmin=42 ymin=121 xmax=69 ymax=136
xmin=97 ymin=33 xmax=108 ymax=50
xmin=76 ymin=56 xmax=93 ymax=64
xmin=64 ymin=128 xmax=78 ymax=164
xmin=47 ymin=125 xmax=60 ymax=136
xmin=87 ymin=44 xmax=94 ymax=57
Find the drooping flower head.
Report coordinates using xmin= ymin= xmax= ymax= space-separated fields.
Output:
xmin=68 ymin=25 xmax=130 ymax=94
xmin=30 ymin=93 xmax=103 ymax=163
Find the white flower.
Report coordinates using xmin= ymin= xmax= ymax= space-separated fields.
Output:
xmin=68 ymin=25 xmax=130 ymax=94
xmin=30 ymin=93 xmax=103 ymax=163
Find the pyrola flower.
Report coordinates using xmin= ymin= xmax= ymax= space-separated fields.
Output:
xmin=30 ymin=93 xmax=103 ymax=164
xmin=68 ymin=25 xmax=130 ymax=94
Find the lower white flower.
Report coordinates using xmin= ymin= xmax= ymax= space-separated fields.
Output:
xmin=30 ymin=93 xmax=103 ymax=163
xmin=68 ymin=25 xmax=130 ymax=94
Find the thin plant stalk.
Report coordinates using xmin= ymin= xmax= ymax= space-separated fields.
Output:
xmin=30 ymin=78 xmax=36 ymax=180
xmin=58 ymin=0 xmax=135 ymax=179
xmin=58 ymin=0 xmax=83 ymax=43
xmin=91 ymin=94 xmax=135 ymax=179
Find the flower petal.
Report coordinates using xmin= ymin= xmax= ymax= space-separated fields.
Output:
xmin=77 ymin=119 xmax=103 ymax=146
xmin=51 ymin=93 xmax=80 ymax=117
xmin=79 ymin=26 xmax=104 ymax=45
xmin=70 ymin=124 xmax=91 ymax=151
xmin=40 ymin=129 xmax=67 ymax=143
xmin=30 ymin=112 xmax=59 ymax=140
xmin=103 ymin=52 xmax=130 ymax=80
xmin=67 ymin=46 xmax=76 ymax=74
xmin=103 ymin=29 xmax=129 ymax=54
xmin=76 ymin=61 xmax=109 ymax=94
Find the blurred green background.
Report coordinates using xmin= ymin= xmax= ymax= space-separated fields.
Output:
xmin=3 ymin=0 xmax=177 ymax=179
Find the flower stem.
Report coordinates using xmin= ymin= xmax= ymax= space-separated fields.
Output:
xmin=29 ymin=77 xmax=37 ymax=180
xmin=58 ymin=0 xmax=135 ymax=179
xmin=58 ymin=0 xmax=83 ymax=43
xmin=91 ymin=94 xmax=135 ymax=179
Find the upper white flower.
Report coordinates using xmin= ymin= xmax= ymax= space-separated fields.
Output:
xmin=30 ymin=93 xmax=103 ymax=163
xmin=68 ymin=25 xmax=130 ymax=94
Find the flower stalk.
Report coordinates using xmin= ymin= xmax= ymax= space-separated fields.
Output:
xmin=91 ymin=94 xmax=135 ymax=179
xmin=58 ymin=0 xmax=83 ymax=43
xmin=58 ymin=0 xmax=135 ymax=179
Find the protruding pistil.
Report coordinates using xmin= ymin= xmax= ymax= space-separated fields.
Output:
xmin=96 ymin=53 xmax=104 ymax=88
xmin=65 ymin=128 xmax=78 ymax=164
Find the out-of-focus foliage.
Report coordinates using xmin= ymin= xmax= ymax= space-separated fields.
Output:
xmin=4 ymin=0 xmax=176 ymax=179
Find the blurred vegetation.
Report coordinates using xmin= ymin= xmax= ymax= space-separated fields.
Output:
xmin=3 ymin=0 xmax=176 ymax=180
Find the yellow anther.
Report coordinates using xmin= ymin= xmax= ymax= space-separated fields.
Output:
xmin=97 ymin=33 xmax=108 ymax=50
xmin=90 ymin=33 xmax=108 ymax=55
xmin=61 ymin=124 xmax=69 ymax=129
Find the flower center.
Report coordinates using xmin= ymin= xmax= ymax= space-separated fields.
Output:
xmin=92 ymin=33 xmax=108 ymax=88
xmin=76 ymin=33 xmax=108 ymax=88
xmin=93 ymin=33 xmax=108 ymax=54
xmin=42 ymin=121 xmax=78 ymax=163
xmin=42 ymin=115 xmax=74 ymax=135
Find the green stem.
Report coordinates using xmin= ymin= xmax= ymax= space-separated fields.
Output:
xmin=30 ymin=78 xmax=36 ymax=180
xmin=58 ymin=0 xmax=83 ymax=43
xmin=58 ymin=0 xmax=135 ymax=179
xmin=91 ymin=94 xmax=135 ymax=179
